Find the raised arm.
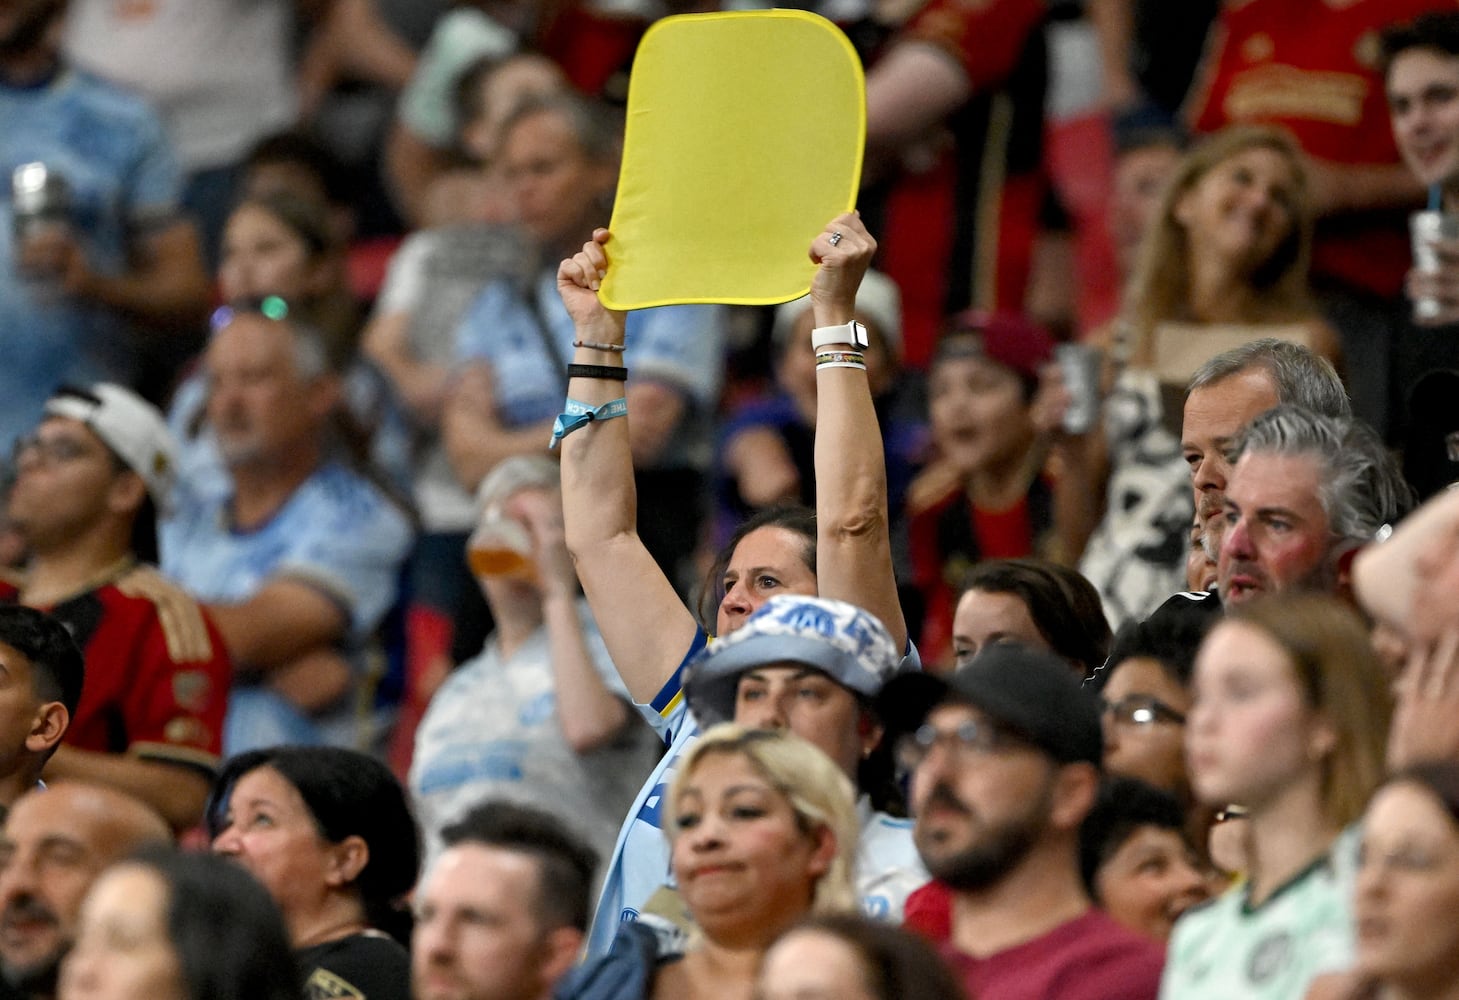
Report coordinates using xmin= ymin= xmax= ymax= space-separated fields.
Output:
xmin=512 ymin=487 xmax=632 ymax=752
xmin=808 ymin=214 xmax=908 ymax=651
xmin=556 ymin=231 xmax=699 ymax=703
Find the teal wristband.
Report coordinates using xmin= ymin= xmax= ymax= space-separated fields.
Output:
xmin=549 ymin=397 xmax=628 ymax=449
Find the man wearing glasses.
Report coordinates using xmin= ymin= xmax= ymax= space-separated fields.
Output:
xmin=884 ymin=644 xmax=1165 ymax=998
xmin=0 ymin=383 xmax=229 ymax=830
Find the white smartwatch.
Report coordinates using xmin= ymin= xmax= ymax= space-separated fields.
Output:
xmin=810 ymin=319 xmax=869 ymax=350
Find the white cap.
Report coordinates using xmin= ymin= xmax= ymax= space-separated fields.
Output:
xmin=44 ymin=384 xmax=178 ymax=513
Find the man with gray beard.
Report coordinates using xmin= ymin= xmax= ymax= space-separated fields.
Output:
xmin=881 ymin=645 xmax=1164 ymax=999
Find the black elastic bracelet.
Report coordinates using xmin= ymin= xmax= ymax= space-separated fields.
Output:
xmin=567 ymin=363 xmax=628 ymax=382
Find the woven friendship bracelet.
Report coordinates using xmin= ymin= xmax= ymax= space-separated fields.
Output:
xmin=815 ymin=350 xmax=867 ymax=371
xmin=566 ymin=363 xmax=628 ymax=381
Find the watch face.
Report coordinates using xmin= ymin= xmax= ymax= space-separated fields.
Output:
xmin=853 ymin=321 xmax=869 ymax=347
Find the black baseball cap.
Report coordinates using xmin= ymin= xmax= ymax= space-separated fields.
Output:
xmin=876 ymin=643 xmax=1103 ymax=766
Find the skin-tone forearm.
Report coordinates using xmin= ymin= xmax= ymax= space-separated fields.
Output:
xmin=864 ymin=42 xmax=971 ymax=151
xmin=541 ymin=590 xmax=631 ymax=752
xmin=298 ymin=0 xmax=417 ymax=102
xmin=1307 ymin=160 xmax=1424 ymax=217
xmin=557 ymin=232 xmax=699 ymax=703
xmin=1029 ymin=356 xmax=1109 ymax=565
xmin=512 ymin=489 xmax=633 ymax=752
xmin=205 ymin=580 xmax=347 ymax=674
xmin=384 ymin=125 xmax=455 ymax=229
xmin=361 ymin=311 xmax=452 ymax=426
xmin=29 ymin=221 xmax=211 ymax=331
xmin=1086 ymin=0 xmax=1138 ymax=110
xmin=624 ymin=380 xmax=686 ymax=467
xmin=44 ymin=746 xmax=210 ymax=831
xmin=1048 ymin=434 xmax=1108 ymax=565
xmin=267 ymin=647 xmax=353 ymax=712
xmin=725 ymin=428 xmax=801 ymax=508
xmin=810 ymin=214 xmax=908 ymax=652
xmin=441 ymin=364 xmax=555 ymax=489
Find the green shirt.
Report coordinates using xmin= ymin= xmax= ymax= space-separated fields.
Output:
xmin=1160 ymin=827 xmax=1358 ymax=999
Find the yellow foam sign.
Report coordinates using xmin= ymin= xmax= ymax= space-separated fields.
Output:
xmin=599 ymin=9 xmax=865 ymax=310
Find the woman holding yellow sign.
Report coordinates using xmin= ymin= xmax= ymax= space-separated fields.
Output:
xmin=556 ymin=212 xmax=925 ymax=958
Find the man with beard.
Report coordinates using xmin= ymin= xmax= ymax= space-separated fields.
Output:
xmin=0 ymin=783 xmax=170 ymax=1000
xmin=160 ymin=302 xmax=412 ymax=754
xmin=0 ymin=0 xmax=209 ymax=448
xmin=884 ymin=644 xmax=1164 ymax=998
xmin=1217 ymin=406 xmax=1412 ymax=608
xmin=2 ymin=384 xmax=230 ymax=831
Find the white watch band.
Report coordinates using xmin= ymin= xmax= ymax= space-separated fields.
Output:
xmin=810 ymin=320 xmax=868 ymax=350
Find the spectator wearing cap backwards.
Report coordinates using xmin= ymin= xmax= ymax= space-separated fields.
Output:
xmin=888 ymin=644 xmax=1165 ymax=999
xmin=715 ymin=270 xmax=921 ymax=552
xmin=607 ymin=594 xmax=928 ymax=956
xmin=904 ymin=313 xmax=1058 ymax=669
xmin=1 ymin=384 xmax=230 ymax=831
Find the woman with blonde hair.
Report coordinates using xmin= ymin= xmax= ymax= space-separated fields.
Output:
xmin=1070 ymin=125 xmax=1344 ymax=627
xmin=1161 ymin=594 xmax=1391 ymax=999
xmin=1120 ymin=125 xmax=1337 ymax=371
xmin=557 ymin=724 xmax=860 ymax=1000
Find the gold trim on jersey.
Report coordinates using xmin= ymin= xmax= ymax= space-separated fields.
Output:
xmin=115 ymin=565 xmax=217 ymax=664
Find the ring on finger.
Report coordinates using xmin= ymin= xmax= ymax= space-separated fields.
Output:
xmin=829 ymin=231 xmax=843 ymax=247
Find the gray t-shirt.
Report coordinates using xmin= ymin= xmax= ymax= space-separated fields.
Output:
xmin=409 ymin=596 xmax=662 ymax=876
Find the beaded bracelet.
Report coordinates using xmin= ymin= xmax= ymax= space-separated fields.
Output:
xmin=573 ymin=339 xmax=626 ymax=353
xmin=566 ymin=363 xmax=628 ymax=381
xmin=815 ymin=349 xmax=867 ymax=371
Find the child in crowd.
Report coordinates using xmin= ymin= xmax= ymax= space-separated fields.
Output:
xmin=905 ymin=312 xmax=1058 ymax=668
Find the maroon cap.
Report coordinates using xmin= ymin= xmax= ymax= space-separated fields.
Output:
xmin=942 ymin=309 xmax=1056 ymax=381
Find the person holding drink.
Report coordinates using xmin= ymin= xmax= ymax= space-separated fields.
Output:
xmin=1385 ymin=13 xmax=1459 ymax=327
xmin=1381 ymin=13 xmax=1459 ymax=500
xmin=408 ymin=454 xmax=661 ymax=874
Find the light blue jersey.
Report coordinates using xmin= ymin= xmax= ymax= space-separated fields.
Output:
xmin=583 ymin=634 xmax=927 ymax=959
xmin=453 ymin=272 xmax=726 ymax=470
xmin=0 ymin=67 xmax=183 ymax=447
xmin=161 ymin=461 xmax=412 ymax=642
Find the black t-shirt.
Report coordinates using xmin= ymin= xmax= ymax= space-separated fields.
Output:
xmin=297 ymin=932 xmax=410 ymax=1000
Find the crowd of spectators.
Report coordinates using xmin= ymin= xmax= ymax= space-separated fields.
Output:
xmin=1 ymin=0 xmax=1459 ymax=998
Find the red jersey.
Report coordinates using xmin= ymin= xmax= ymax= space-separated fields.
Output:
xmin=1187 ymin=0 xmax=1458 ymax=297
xmin=0 ymin=564 xmax=231 ymax=773
xmin=872 ymin=0 xmax=1047 ymax=368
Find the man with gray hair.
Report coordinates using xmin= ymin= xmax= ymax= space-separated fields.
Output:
xmin=161 ymin=301 xmax=413 ymax=754
xmin=1182 ymin=338 xmax=1351 ymax=561
xmin=1218 ymin=405 xmax=1412 ymax=608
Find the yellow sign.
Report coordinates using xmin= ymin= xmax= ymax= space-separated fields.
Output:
xmin=600 ymin=10 xmax=865 ymax=310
